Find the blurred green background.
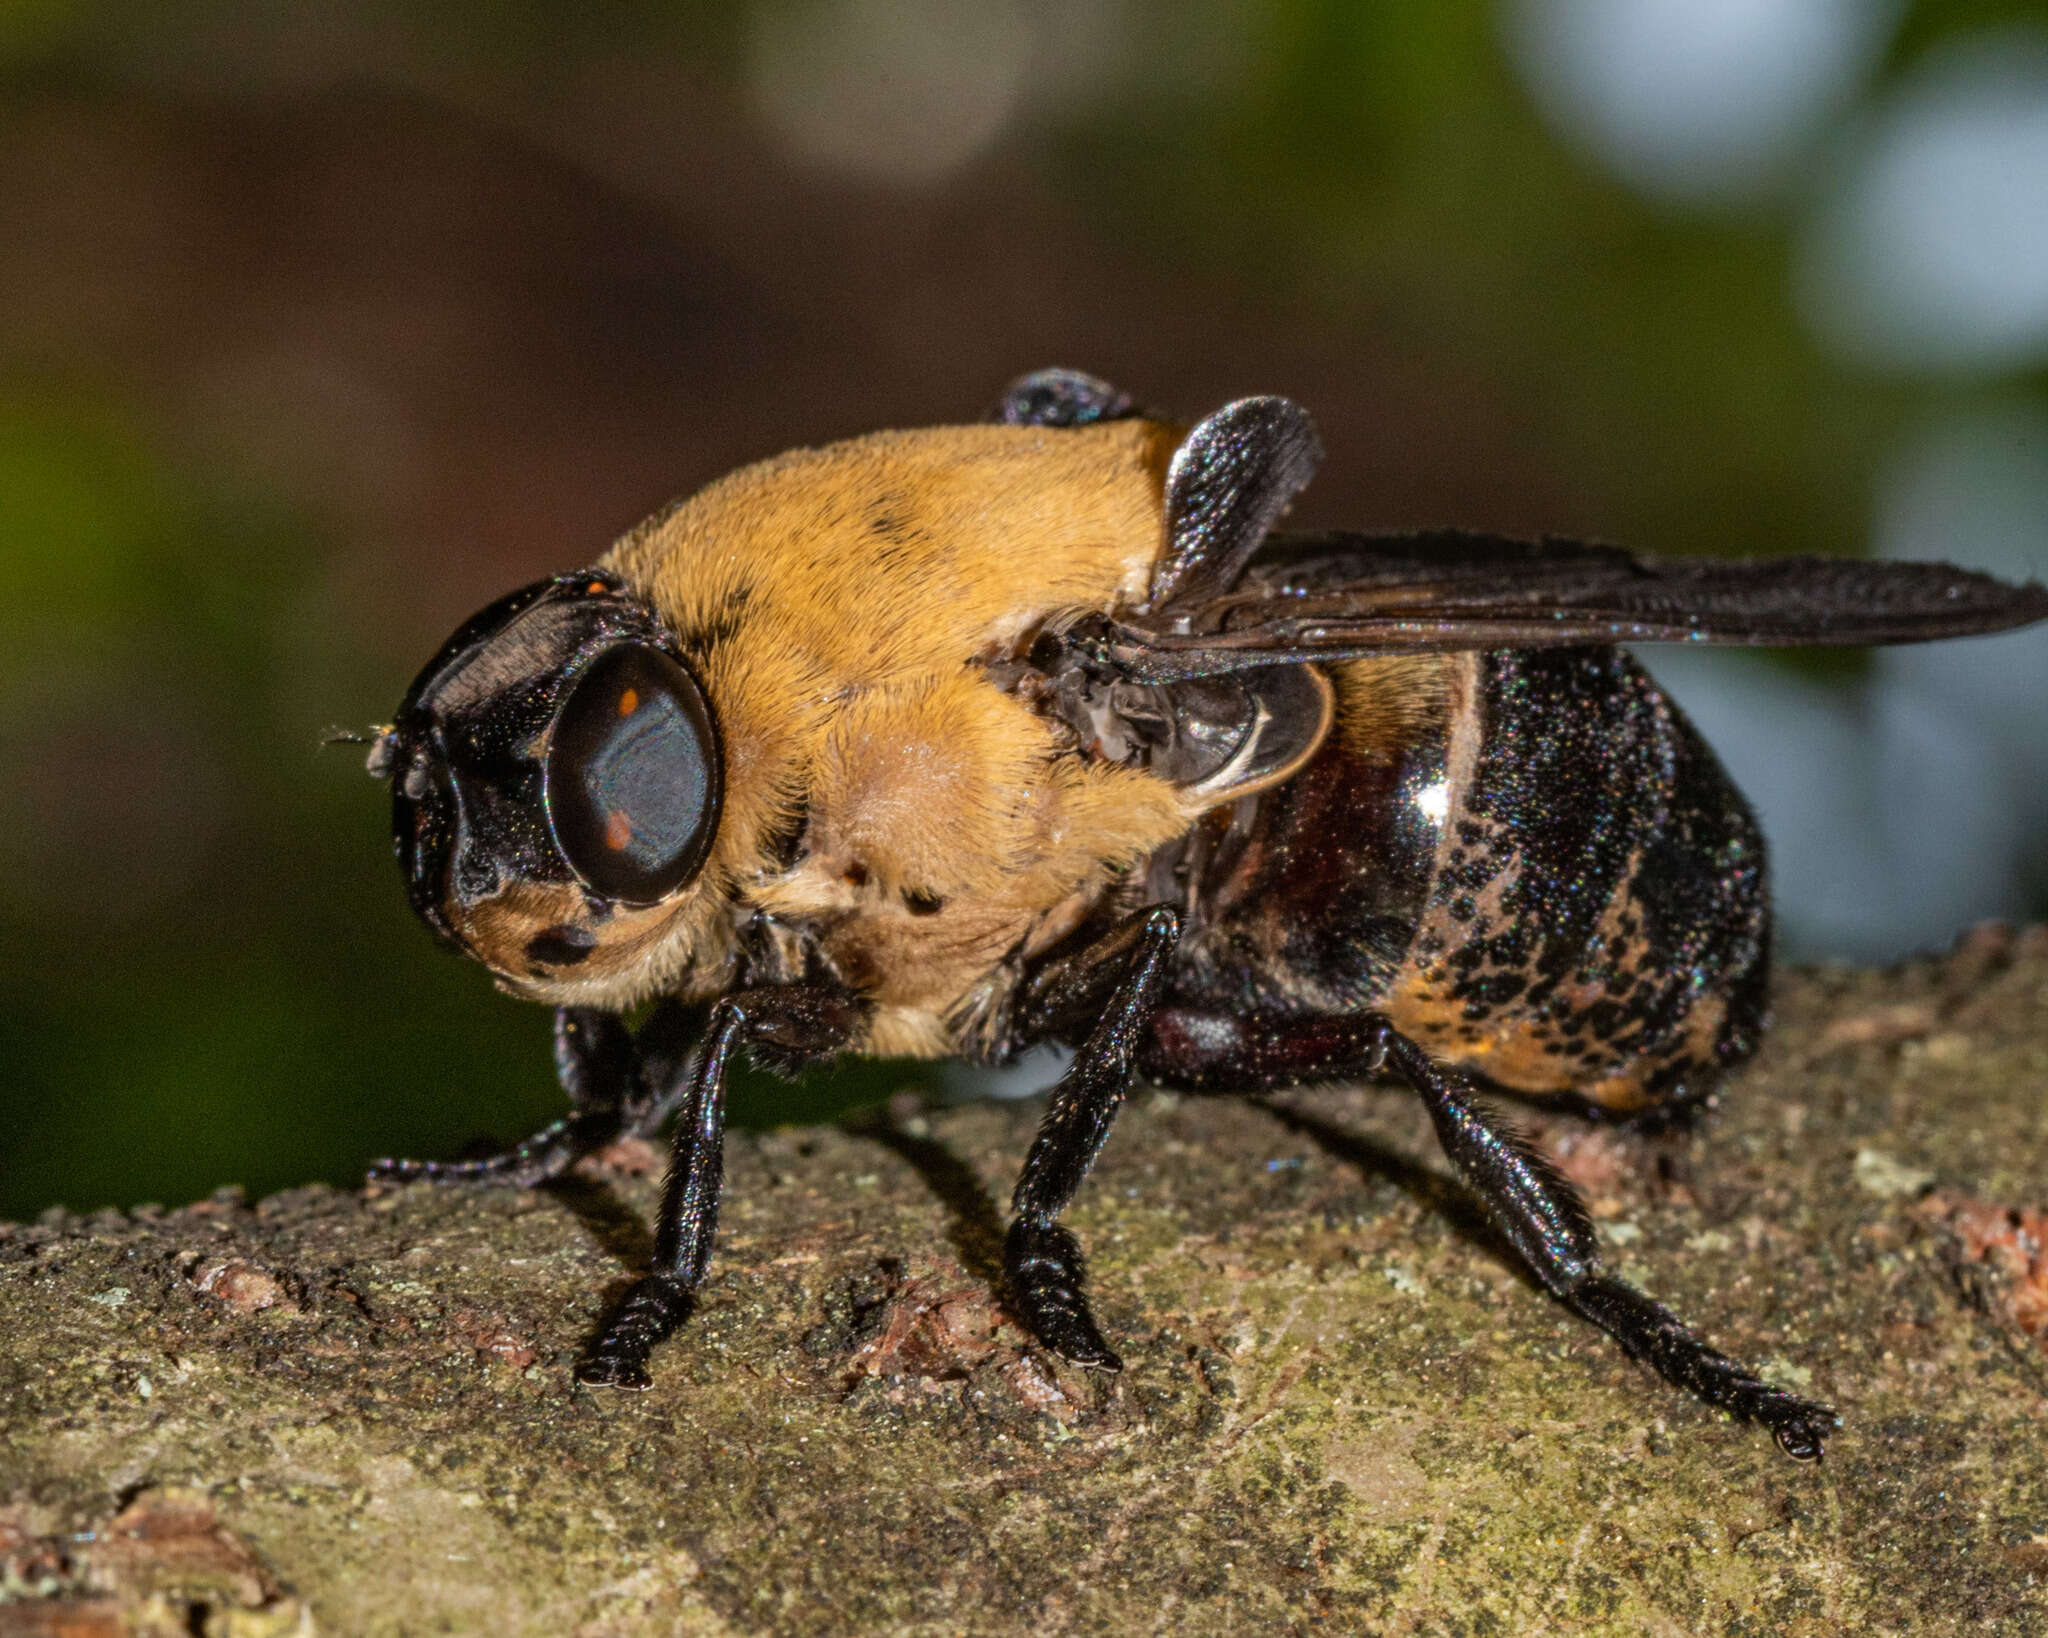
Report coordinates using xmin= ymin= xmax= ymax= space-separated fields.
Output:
xmin=3 ymin=0 xmax=2046 ymax=1219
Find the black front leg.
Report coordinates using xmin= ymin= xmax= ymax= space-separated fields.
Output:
xmin=1144 ymin=1007 xmax=1838 ymax=1460
xmin=1006 ymin=906 xmax=1180 ymax=1370
xmin=578 ymin=984 xmax=863 ymax=1389
xmin=368 ymin=1001 xmax=699 ymax=1188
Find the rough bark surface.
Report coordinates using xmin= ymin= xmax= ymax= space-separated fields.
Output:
xmin=6 ymin=931 xmax=2048 ymax=1636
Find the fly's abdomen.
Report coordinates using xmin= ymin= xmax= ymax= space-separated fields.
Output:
xmin=1157 ymin=647 xmax=1768 ymax=1112
xmin=1381 ymin=647 xmax=1769 ymax=1112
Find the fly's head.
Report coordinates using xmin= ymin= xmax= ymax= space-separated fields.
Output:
xmin=371 ymin=571 xmax=725 ymax=1004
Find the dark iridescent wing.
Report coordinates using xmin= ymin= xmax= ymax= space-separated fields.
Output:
xmin=1095 ymin=528 xmax=2048 ymax=681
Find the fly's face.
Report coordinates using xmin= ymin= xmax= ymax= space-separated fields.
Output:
xmin=370 ymin=571 xmax=723 ymax=998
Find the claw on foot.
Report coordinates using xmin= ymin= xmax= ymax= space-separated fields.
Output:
xmin=1767 ymin=1401 xmax=1838 ymax=1462
xmin=1006 ymin=1219 xmax=1122 ymax=1371
xmin=579 ymin=1274 xmax=694 ymax=1390
xmin=575 ymin=1354 xmax=653 ymax=1391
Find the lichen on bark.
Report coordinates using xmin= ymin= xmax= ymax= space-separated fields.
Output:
xmin=6 ymin=929 xmax=2048 ymax=1635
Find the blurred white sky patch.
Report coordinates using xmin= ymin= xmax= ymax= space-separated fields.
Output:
xmin=1500 ymin=0 xmax=1901 ymax=206
xmin=1644 ymin=404 xmax=2048 ymax=962
xmin=745 ymin=0 xmax=1135 ymax=186
xmin=1872 ymin=403 xmax=2048 ymax=908
xmin=1798 ymin=32 xmax=2048 ymax=372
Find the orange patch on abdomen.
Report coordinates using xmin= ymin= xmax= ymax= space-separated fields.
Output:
xmin=1375 ymin=976 xmax=1663 ymax=1112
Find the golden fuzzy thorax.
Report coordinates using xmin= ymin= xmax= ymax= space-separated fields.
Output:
xmin=527 ymin=418 xmax=1204 ymax=1055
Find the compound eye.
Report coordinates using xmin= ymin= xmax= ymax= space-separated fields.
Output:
xmin=545 ymin=643 xmax=720 ymax=905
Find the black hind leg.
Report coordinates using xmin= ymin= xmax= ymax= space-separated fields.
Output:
xmin=1142 ymin=1006 xmax=1838 ymax=1460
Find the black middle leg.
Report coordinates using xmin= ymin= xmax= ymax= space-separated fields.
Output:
xmin=1142 ymin=1006 xmax=1838 ymax=1459
xmin=1005 ymin=904 xmax=1181 ymax=1370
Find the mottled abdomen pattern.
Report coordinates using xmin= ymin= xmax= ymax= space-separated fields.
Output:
xmin=1158 ymin=647 xmax=1770 ymax=1114
xmin=1385 ymin=648 xmax=1769 ymax=1111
